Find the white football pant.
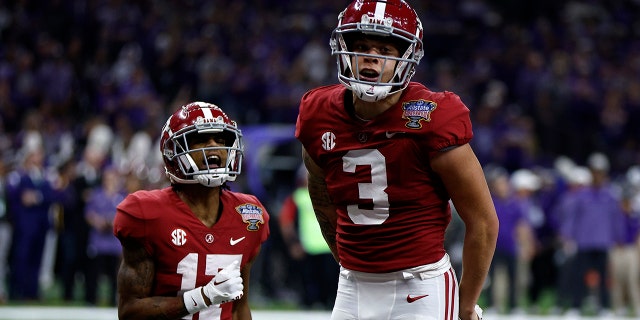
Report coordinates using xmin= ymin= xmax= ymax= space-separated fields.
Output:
xmin=331 ymin=254 xmax=458 ymax=320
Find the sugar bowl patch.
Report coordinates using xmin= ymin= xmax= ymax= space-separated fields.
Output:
xmin=236 ymin=203 xmax=265 ymax=231
xmin=402 ymin=100 xmax=437 ymax=129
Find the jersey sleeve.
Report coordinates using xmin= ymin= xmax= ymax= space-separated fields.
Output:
xmin=295 ymin=88 xmax=318 ymax=154
xmin=250 ymin=194 xmax=271 ymax=244
xmin=113 ymin=192 xmax=154 ymax=255
xmin=295 ymin=85 xmax=345 ymax=165
xmin=424 ymin=91 xmax=473 ymax=156
xmin=228 ymin=191 xmax=271 ymax=236
xmin=295 ymin=90 xmax=309 ymax=140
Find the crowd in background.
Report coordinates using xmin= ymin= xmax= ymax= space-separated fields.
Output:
xmin=0 ymin=0 xmax=639 ymax=316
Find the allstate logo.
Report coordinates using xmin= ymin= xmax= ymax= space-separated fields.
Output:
xmin=402 ymin=100 xmax=436 ymax=129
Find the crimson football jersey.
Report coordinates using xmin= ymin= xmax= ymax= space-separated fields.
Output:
xmin=113 ymin=187 xmax=270 ymax=320
xmin=295 ymin=82 xmax=472 ymax=273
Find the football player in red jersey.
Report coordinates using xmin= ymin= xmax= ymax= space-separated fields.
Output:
xmin=113 ymin=102 xmax=270 ymax=320
xmin=295 ymin=1 xmax=498 ymax=319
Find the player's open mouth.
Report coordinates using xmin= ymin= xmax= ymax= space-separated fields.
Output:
xmin=205 ymin=155 xmax=222 ymax=169
xmin=358 ymin=69 xmax=380 ymax=81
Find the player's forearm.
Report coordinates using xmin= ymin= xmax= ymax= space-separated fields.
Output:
xmin=231 ymin=297 xmax=252 ymax=320
xmin=118 ymin=248 xmax=190 ymax=320
xmin=307 ymin=173 xmax=339 ymax=262
xmin=118 ymin=296 xmax=189 ymax=320
xmin=302 ymin=148 xmax=339 ymax=262
xmin=232 ymin=308 xmax=252 ymax=320
xmin=314 ymin=207 xmax=339 ymax=262
xmin=458 ymin=220 xmax=497 ymax=319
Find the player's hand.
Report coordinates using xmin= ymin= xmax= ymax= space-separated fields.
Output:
xmin=202 ymin=260 xmax=244 ymax=305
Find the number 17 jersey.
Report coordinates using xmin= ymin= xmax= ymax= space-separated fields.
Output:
xmin=113 ymin=187 xmax=270 ymax=320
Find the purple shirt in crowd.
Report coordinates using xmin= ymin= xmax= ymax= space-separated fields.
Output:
xmin=85 ymin=188 xmax=125 ymax=256
xmin=619 ymin=211 xmax=640 ymax=245
xmin=493 ymin=195 xmax=529 ymax=255
xmin=561 ymin=185 xmax=624 ymax=250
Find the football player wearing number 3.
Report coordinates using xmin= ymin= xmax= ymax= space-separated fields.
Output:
xmin=113 ymin=102 xmax=270 ymax=320
xmin=295 ymin=1 xmax=498 ymax=320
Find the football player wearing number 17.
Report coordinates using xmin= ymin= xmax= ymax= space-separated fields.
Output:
xmin=113 ymin=102 xmax=270 ymax=320
xmin=295 ymin=1 xmax=498 ymax=319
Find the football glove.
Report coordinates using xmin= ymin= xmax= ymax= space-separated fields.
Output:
xmin=183 ymin=260 xmax=244 ymax=314
xmin=202 ymin=260 xmax=244 ymax=305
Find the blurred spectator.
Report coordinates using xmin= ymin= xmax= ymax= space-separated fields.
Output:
xmin=83 ymin=167 xmax=125 ymax=306
xmin=52 ymin=159 xmax=84 ymax=302
xmin=560 ymin=152 xmax=624 ymax=315
xmin=278 ymin=165 xmax=338 ymax=310
xmin=61 ymin=120 xmax=114 ymax=303
xmin=526 ymin=168 xmax=562 ymax=313
xmin=608 ymin=171 xmax=640 ymax=317
xmin=551 ymin=163 xmax=592 ymax=311
xmin=6 ymin=134 xmax=59 ymax=301
xmin=485 ymin=165 xmax=534 ymax=314
xmin=486 ymin=167 xmax=542 ymax=314
xmin=0 ymin=155 xmax=10 ymax=304
xmin=109 ymin=114 xmax=153 ymax=176
xmin=510 ymin=169 xmax=543 ymax=310
xmin=509 ymin=169 xmax=544 ymax=302
xmin=123 ymin=170 xmax=144 ymax=195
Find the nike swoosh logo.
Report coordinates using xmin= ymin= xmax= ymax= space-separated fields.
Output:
xmin=230 ymin=236 xmax=246 ymax=246
xmin=191 ymin=296 xmax=197 ymax=306
xmin=213 ymin=278 xmax=229 ymax=286
xmin=385 ymin=131 xmax=404 ymax=138
xmin=406 ymin=294 xmax=429 ymax=303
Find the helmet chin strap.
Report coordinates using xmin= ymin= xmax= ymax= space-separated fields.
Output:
xmin=194 ymin=173 xmax=226 ymax=187
xmin=351 ymin=82 xmax=392 ymax=102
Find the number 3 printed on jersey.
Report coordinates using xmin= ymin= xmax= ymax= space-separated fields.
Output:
xmin=178 ymin=253 xmax=243 ymax=319
xmin=343 ymin=149 xmax=390 ymax=225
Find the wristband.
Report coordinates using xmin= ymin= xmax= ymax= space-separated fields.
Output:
xmin=458 ymin=305 xmax=483 ymax=320
xmin=183 ymin=287 xmax=208 ymax=314
xmin=474 ymin=304 xmax=483 ymax=320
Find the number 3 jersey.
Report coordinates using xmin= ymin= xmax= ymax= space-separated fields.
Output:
xmin=295 ymin=82 xmax=473 ymax=273
xmin=113 ymin=187 xmax=270 ymax=319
